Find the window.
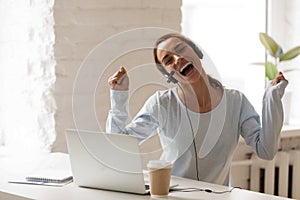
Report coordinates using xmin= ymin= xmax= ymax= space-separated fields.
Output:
xmin=0 ymin=1 xmax=56 ymax=154
xmin=182 ymin=0 xmax=266 ymax=112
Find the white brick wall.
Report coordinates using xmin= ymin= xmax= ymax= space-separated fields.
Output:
xmin=52 ymin=0 xmax=182 ymax=152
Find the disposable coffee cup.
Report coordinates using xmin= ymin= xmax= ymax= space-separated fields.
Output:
xmin=147 ymin=160 xmax=172 ymax=197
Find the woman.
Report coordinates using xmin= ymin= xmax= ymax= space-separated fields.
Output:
xmin=106 ymin=33 xmax=288 ymax=185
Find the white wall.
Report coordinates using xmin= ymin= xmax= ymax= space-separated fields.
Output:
xmin=52 ymin=0 xmax=182 ymax=152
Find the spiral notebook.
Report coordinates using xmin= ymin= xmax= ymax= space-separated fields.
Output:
xmin=9 ymin=169 xmax=73 ymax=187
xmin=26 ymin=169 xmax=73 ymax=183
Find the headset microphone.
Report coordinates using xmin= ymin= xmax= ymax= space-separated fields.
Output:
xmin=165 ymin=71 xmax=178 ymax=84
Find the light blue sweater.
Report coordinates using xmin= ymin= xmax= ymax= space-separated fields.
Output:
xmin=106 ymin=80 xmax=288 ymax=185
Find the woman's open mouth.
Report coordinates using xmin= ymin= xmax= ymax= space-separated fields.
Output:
xmin=180 ymin=62 xmax=194 ymax=76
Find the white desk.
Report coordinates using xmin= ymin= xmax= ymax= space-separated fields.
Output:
xmin=0 ymin=153 xmax=292 ymax=200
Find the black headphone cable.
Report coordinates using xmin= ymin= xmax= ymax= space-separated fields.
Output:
xmin=177 ymin=83 xmax=200 ymax=181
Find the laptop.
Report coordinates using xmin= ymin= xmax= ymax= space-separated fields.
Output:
xmin=65 ymin=129 xmax=154 ymax=194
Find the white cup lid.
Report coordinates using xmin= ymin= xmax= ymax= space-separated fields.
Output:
xmin=147 ymin=160 xmax=172 ymax=169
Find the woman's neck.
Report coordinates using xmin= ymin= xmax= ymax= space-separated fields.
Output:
xmin=177 ymin=78 xmax=223 ymax=113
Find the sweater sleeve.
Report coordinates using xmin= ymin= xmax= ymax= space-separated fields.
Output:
xmin=106 ymin=89 xmax=129 ymax=134
xmin=106 ymin=89 xmax=160 ymax=141
xmin=240 ymin=80 xmax=288 ymax=160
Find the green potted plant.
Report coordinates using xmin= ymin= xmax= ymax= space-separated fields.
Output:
xmin=259 ymin=32 xmax=300 ymax=80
